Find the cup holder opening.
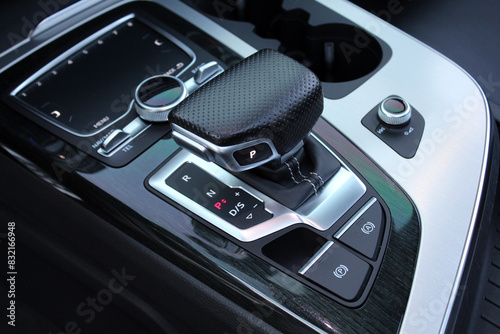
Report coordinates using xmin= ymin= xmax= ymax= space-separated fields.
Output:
xmin=183 ymin=0 xmax=390 ymax=97
xmin=276 ymin=16 xmax=383 ymax=83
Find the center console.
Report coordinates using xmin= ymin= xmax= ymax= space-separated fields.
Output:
xmin=0 ymin=1 xmax=493 ymax=333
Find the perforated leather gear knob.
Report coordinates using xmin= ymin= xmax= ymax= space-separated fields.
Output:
xmin=169 ymin=49 xmax=324 ymax=172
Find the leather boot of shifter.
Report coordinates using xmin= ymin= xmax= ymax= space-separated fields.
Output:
xmin=235 ymin=137 xmax=341 ymax=210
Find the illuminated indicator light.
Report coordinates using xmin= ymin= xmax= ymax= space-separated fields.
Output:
xmin=52 ymin=70 xmax=58 ymax=75
xmin=67 ymin=60 xmax=73 ymax=65
xmin=214 ymin=199 xmax=227 ymax=210
xmin=36 ymin=81 xmax=42 ymax=86
xmin=127 ymin=21 xmax=133 ymax=27
xmin=97 ymin=40 xmax=103 ymax=45
xmin=82 ymin=50 xmax=88 ymax=55
xmin=112 ymin=30 xmax=118 ymax=35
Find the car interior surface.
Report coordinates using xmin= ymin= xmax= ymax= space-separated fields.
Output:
xmin=1 ymin=0 xmax=500 ymax=333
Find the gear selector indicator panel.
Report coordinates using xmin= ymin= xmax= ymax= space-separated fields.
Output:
xmin=166 ymin=162 xmax=273 ymax=229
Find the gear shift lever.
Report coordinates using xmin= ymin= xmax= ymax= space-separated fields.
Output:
xmin=169 ymin=49 xmax=324 ymax=172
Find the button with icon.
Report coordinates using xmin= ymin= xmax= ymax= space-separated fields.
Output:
xmin=335 ymin=199 xmax=385 ymax=260
xmin=233 ymin=143 xmax=273 ymax=166
xmin=299 ymin=241 xmax=371 ymax=302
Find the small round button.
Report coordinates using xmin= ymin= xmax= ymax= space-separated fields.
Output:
xmin=135 ymin=75 xmax=187 ymax=122
xmin=377 ymin=96 xmax=411 ymax=126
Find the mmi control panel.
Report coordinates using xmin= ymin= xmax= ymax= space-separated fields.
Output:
xmin=7 ymin=11 xmax=238 ymax=167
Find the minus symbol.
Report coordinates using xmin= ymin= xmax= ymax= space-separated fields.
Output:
xmin=7 ymin=272 xmax=17 ymax=275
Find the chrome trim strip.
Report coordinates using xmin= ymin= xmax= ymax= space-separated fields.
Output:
xmin=171 ymin=124 xmax=281 ymax=172
xmin=334 ymin=198 xmax=377 ymax=239
xmin=30 ymin=0 xmax=103 ymax=38
xmin=134 ymin=75 xmax=188 ymax=122
xmin=0 ymin=0 xmax=106 ymax=59
xmin=298 ymin=241 xmax=334 ymax=275
xmin=438 ymin=74 xmax=491 ymax=334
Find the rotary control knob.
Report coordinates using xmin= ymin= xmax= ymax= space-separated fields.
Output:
xmin=377 ymin=96 xmax=411 ymax=126
xmin=135 ymin=75 xmax=187 ymax=122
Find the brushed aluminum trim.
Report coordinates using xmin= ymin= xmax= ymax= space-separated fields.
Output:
xmin=315 ymin=1 xmax=491 ymax=333
xmin=298 ymin=241 xmax=334 ymax=275
xmin=334 ymin=197 xmax=377 ymax=239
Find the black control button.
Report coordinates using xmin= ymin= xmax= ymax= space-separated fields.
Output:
xmin=233 ymin=143 xmax=273 ymax=166
xmin=336 ymin=200 xmax=385 ymax=260
xmin=300 ymin=242 xmax=371 ymax=301
xmin=165 ymin=163 xmax=272 ymax=229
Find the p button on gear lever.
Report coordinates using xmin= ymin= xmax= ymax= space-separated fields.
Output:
xmin=233 ymin=143 xmax=273 ymax=166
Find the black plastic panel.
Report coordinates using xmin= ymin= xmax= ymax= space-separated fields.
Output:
xmin=362 ymin=98 xmax=425 ymax=158
xmin=14 ymin=18 xmax=192 ymax=136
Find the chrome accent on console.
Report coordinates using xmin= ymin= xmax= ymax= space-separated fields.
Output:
xmin=97 ymin=115 xmax=150 ymax=157
xmin=184 ymin=62 xmax=223 ymax=95
xmin=30 ymin=0 xmax=105 ymax=38
xmin=134 ymin=75 xmax=188 ymax=122
xmin=171 ymin=124 xmax=282 ymax=172
xmin=194 ymin=61 xmax=223 ymax=84
xmin=298 ymin=241 xmax=334 ymax=275
xmin=378 ymin=96 xmax=411 ymax=126
xmin=334 ymin=197 xmax=377 ymax=239
xmin=221 ymin=268 xmax=329 ymax=334
xmin=149 ymin=135 xmax=366 ymax=242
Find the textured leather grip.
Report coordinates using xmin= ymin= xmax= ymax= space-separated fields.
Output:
xmin=169 ymin=49 xmax=323 ymax=156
